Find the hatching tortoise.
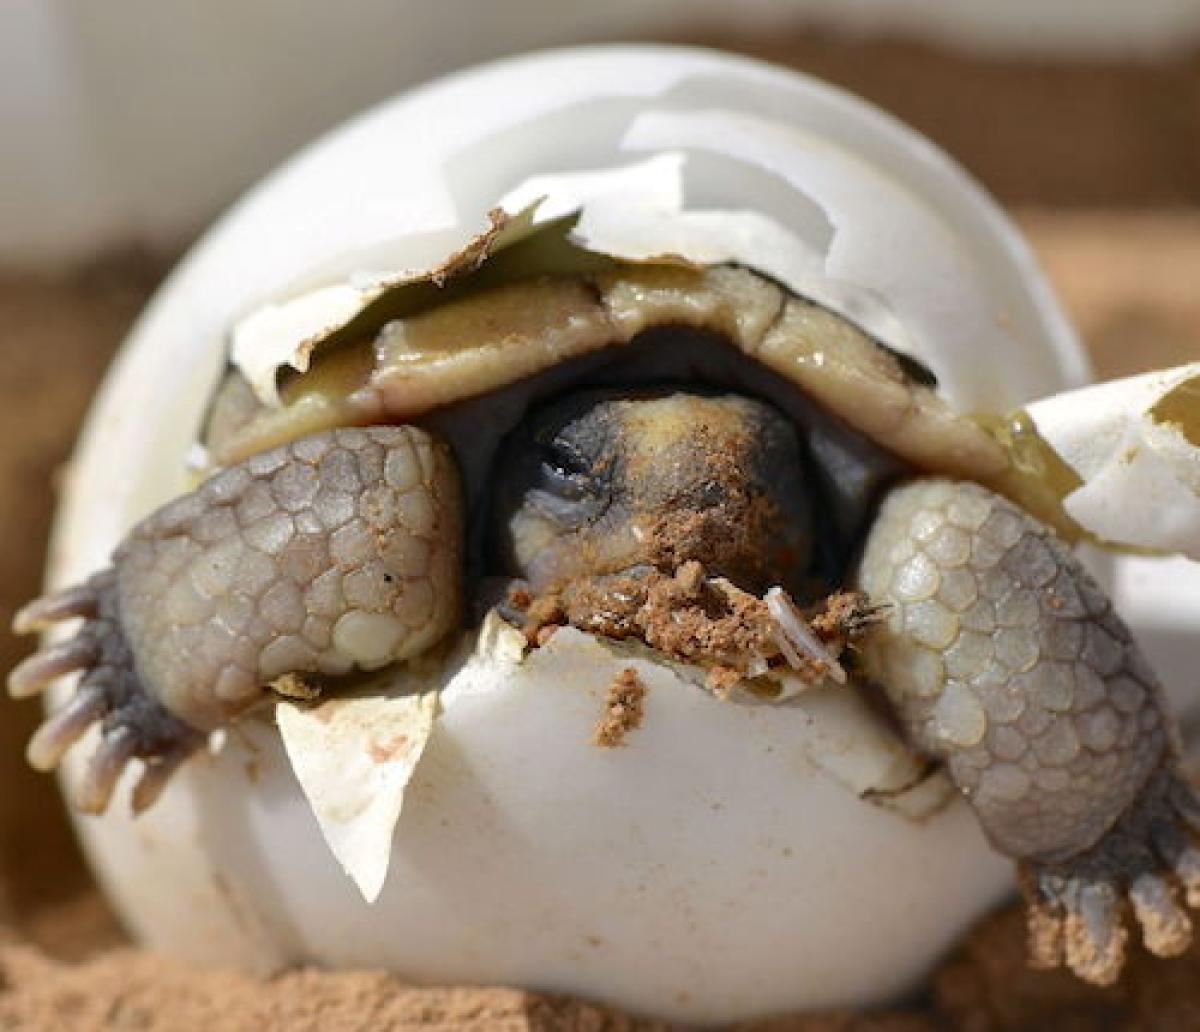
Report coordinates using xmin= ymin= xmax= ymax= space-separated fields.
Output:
xmin=10 ymin=255 xmax=1200 ymax=986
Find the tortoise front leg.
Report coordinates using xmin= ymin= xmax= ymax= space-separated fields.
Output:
xmin=857 ymin=478 xmax=1200 ymax=985
xmin=9 ymin=426 xmax=462 ymax=814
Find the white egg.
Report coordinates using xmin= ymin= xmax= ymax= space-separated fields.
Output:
xmin=44 ymin=46 xmax=1096 ymax=1025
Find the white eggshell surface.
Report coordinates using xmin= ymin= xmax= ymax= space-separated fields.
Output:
xmin=43 ymin=46 xmax=1103 ymax=1024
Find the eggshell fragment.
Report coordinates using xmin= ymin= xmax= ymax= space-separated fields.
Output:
xmin=1028 ymin=364 xmax=1200 ymax=558
xmin=276 ymin=689 xmax=438 ymax=903
xmin=232 ymin=285 xmax=365 ymax=407
xmin=230 ymin=207 xmax=544 ymax=407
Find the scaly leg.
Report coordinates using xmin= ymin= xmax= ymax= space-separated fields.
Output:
xmin=10 ymin=426 xmax=462 ymax=814
xmin=857 ymin=477 xmax=1200 ymax=985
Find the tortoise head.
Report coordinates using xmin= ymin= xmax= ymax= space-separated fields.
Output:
xmin=489 ymin=385 xmax=814 ymax=597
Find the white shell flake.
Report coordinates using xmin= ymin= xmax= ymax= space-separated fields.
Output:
xmin=1029 ymin=363 xmax=1200 ymax=559
xmin=276 ymin=689 xmax=438 ymax=903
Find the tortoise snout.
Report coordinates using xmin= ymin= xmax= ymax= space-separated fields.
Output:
xmin=490 ymin=386 xmax=815 ymax=595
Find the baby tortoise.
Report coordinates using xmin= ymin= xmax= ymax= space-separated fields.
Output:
xmin=11 ymin=261 xmax=1200 ymax=985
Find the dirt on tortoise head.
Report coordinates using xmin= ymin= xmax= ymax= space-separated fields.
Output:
xmin=614 ymin=395 xmax=813 ymax=596
xmin=508 ymin=560 xmax=880 ymax=695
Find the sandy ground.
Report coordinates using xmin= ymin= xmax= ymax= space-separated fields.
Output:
xmin=1 ymin=35 xmax=1200 ymax=1032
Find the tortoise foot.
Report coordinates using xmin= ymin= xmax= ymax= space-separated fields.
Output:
xmin=1022 ymin=765 xmax=1200 ymax=985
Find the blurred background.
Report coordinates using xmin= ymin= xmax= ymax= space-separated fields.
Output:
xmin=1 ymin=0 xmax=1199 ymax=1022
xmin=7 ymin=0 xmax=1200 ymax=265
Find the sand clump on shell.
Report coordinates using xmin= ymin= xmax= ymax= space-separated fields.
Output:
xmin=593 ymin=668 xmax=648 ymax=747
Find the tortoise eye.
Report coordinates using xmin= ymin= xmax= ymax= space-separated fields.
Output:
xmin=530 ymin=437 xmax=610 ymax=520
xmin=539 ymin=442 xmax=590 ymax=482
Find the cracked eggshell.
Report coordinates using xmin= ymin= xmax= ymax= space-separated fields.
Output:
xmin=44 ymin=47 xmax=1093 ymax=1024
xmin=1029 ymin=364 xmax=1200 ymax=560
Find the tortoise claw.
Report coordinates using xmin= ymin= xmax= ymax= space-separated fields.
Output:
xmin=12 ymin=573 xmax=108 ymax=634
xmin=25 ymin=687 xmax=109 ymax=770
xmin=8 ymin=638 xmax=100 ymax=698
xmin=76 ymin=726 xmax=141 ymax=815
xmin=130 ymin=741 xmax=196 ymax=815
xmin=1129 ymin=871 xmax=1192 ymax=957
